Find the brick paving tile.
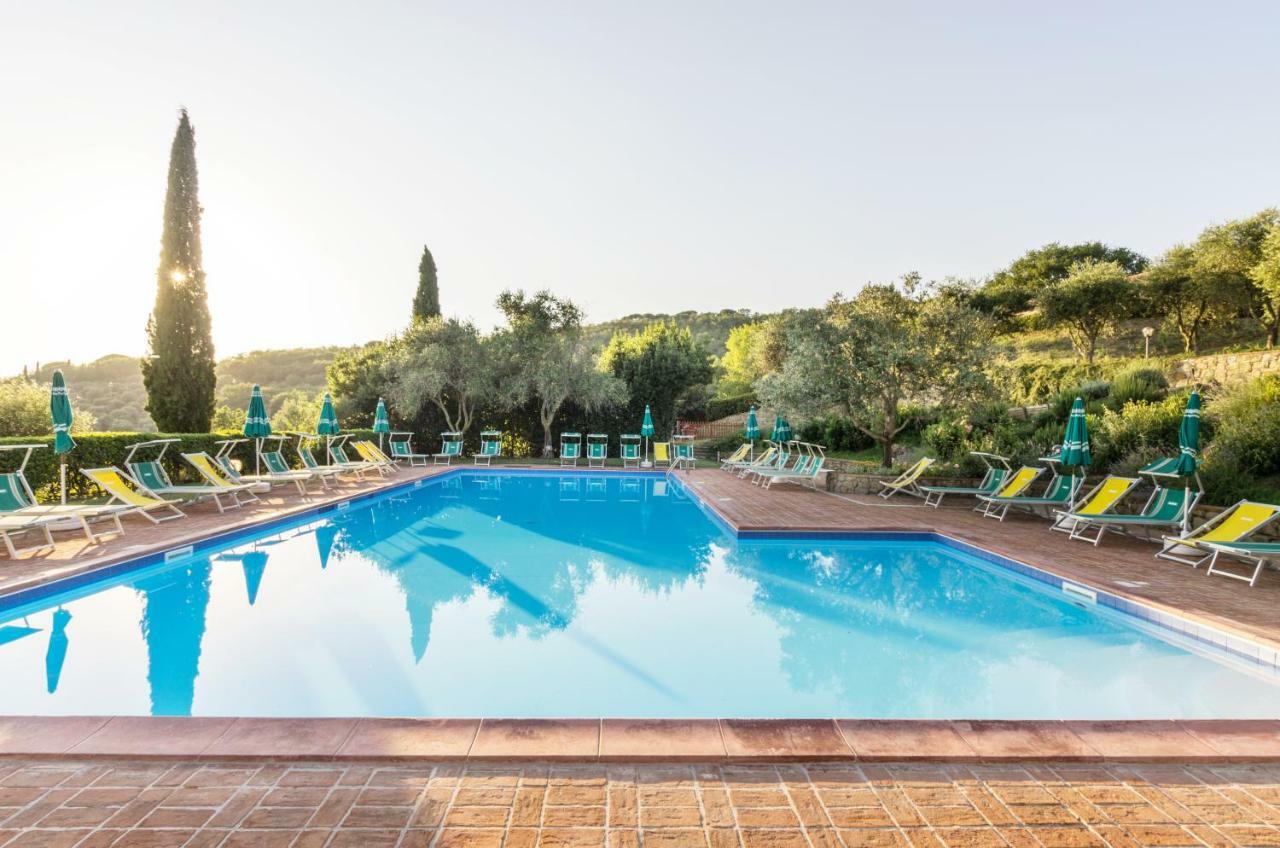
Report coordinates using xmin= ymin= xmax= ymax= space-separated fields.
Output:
xmin=0 ymin=760 xmax=1275 ymax=846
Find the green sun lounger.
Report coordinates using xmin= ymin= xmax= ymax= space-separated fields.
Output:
xmin=390 ymin=432 xmax=430 ymax=466
xmin=1204 ymin=541 xmax=1280 ymax=587
xmin=920 ymin=452 xmax=1011 ymax=509
xmin=620 ymin=435 xmax=642 ymax=469
xmin=1158 ymin=500 xmax=1280 ymax=570
xmin=1063 ymin=485 xmax=1195 ymax=546
xmin=435 ymin=433 xmax=464 ymax=466
xmin=560 ymin=433 xmax=581 ymax=467
xmin=125 ymin=440 xmax=257 ymax=514
xmin=981 ymin=472 xmax=1082 ymax=521
xmin=0 ymin=454 xmax=128 ymax=546
xmin=586 ymin=434 xmax=609 ymax=469
xmin=474 ymin=431 xmax=502 ymax=465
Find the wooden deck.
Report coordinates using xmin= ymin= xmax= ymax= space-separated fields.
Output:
xmin=681 ymin=470 xmax=1280 ymax=656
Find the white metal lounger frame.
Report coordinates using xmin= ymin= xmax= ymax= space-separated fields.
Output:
xmin=125 ymin=439 xmax=257 ymax=514
xmin=0 ymin=444 xmax=127 ymax=545
xmin=434 ymin=432 xmax=464 ymax=466
xmin=474 ymin=431 xmax=502 ymax=466
xmin=586 ymin=433 xmax=609 ymax=469
xmin=560 ymin=432 xmax=582 ymax=467
xmin=620 ymin=435 xmax=642 ymax=469
xmin=390 ymin=432 xmax=430 ymax=466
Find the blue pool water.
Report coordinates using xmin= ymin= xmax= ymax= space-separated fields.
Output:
xmin=1 ymin=470 xmax=1278 ymax=719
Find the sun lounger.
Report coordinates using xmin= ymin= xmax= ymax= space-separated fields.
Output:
xmin=0 ymin=513 xmax=59 ymax=558
xmin=672 ymin=436 xmax=696 ymax=471
xmin=587 ymin=434 xmax=609 ymax=469
xmin=191 ymin=447 xmax=314 ymax=498
xmin=757 ymin=444 xmax=827 ymax=490
xmin=979 ymin=467 xmax=1070 ymax=520
xmin=81 ymin=467 xmax=185 ymax=523
xmin=731 ymin=446 xmax=777 ymax=476
xmin=0 ymin=462 xmax=128 ymax=545
xmin=719 ymin=444 xmax=750 ymax=470
xmin=653 ymin=442 xmax=671 ymax=469
xmin=125 ymin=440 xmax=257 ymax=514
xmin=920 ymin=453 xmax=1011 ymax=509
xmin=389 ymin=432 xmax=430 ymax=466
xmin=620 ymin=435 xmax=642 ymax=469
xmin=1050 ymin=475 xmax=1140 ymax=535
xmin=435 ymin=433 xmax=464 ymax=466
xmin=292 ymin=436 xmax=356 ymax=482
xmin=328 ymin=438 xmax=381 ymax=477
xmin=351 ymin=440 xmax=395 ymax=474
xmin=1157 ymin=500 xmax=1280 ymax=569
xmin=1204 ymin=541 xmax=1280 ymax=587
xmin=878 ymin=457 xmax=935 ymax=500
xmin=559 ymin=433 xmax=581 ymax=467
xmin=474 ymin=431 xmax=502 ymax=466
xmin=180 ymin=452 xmax=266 ymax=502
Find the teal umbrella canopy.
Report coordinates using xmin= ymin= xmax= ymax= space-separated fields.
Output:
xmin=50 ymin=370 xmax=75 ymax=454
xmin=243 ymin=385 xmax=272 ymax=438
xmin=373 ymin=398 xmax=391 ymax=434
xmin=772 ymin=415 xmax=792 ymax=442
xmin=640 ymin=405 xmax=655 ymax=437
xmin=317 ymin=393 xmax=341 ymax=435
xmin=744 ymin=406 xmax=760 ymax=440
xmin=1173 ymin=391 xmax=1201 ymax=477
xmin=1059 ymin=397 xmax=1092 ymax=468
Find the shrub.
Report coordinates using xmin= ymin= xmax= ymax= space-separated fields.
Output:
xmin=704 ymin=392 xmax=756 ymax=422
xmin=1107 ymin=367 xmax=1169 ymax=408
xmin=796 ymin=416 xmax=876 ymax=453
xmin=1200 ymin=375 xmax=1280 ymax=503
xmin=1091 ymin=394 xmax=1186 ymax=469
xmin=923 ymin=419 xmax=967 ymax=464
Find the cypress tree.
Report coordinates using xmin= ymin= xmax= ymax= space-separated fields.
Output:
xmin=412 ymin=244 xmax=440 ymax=321
xmin=142 ymin=109 xmax=217 ymax=432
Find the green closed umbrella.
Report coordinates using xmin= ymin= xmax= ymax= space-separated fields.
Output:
xmin=772 ymin=414 xmax=792 ymax=443
xmin=243 ymin=385 xmax=272 ymax=474
xmin=1173 ymin=391 xmax=1201 ymax=477
xmin=1173 ymin=391 xmax=1202 ymax=535
xmin=744 ymin=406 xmax=759 ymax=440
xmin=317 ymin=393 xmax=341 ymax=463
xmin=1059 ymin=397 xmax=1092 ymax=469
xmin=373 ymin=398 xmax=391 ymax=452
xmin=50 ymin=370 xmax=75 ymax=505
xmin=640 ymin=404 xmax=655 ymax=466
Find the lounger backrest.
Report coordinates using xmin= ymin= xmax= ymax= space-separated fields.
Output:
xmin=443 ymin=440 xmax=462 ymax=456
xmin=352 ymin=442 xmax=378 ymax=463
xmin=1140 ymin=456 xmax=1181 ymax=476
xmin=0 ymin=473 xmax=33 ymax=512
xmin=588 ymin=443 xmax=606 ymax=458
xmin=84 ymin=468 xmax=165 ymax=507
xmin=563 ymin=443 xmax=580 ymax=458
xmin=1041 ymin=474 xmax=1078 ymax=502
xmin=995 ymin=467 xmax=1039 ymax=498
xmin=654 ymin=442 xmax=670 ymax=461
xmin=482 ymin=440 xmax=501 ymax=456
xmin=263 ymin=451 xmax=291 ymax=475
xmin=752 ymin=448 xmax=776 ymax=467
xmin=727 ymin=445 xmax=749 ymax=463
xmin=1143 ymin=487 xmax=1187 ymax=522
xmin=369 ymin=443 xmax=394 ymax=463
xmin=979 ymin=468 xmax=1007 ymax=494
xmin=390 ymin=441 xmax=409 ymax=457
xmin=1196 ymin=502 xmax=1280 ymax=543
xmin=675 ymin=443 xmax=694 ymax=459
xmin=1074 ymin=476 xmax=1138 ymax=516
xmin=185 ymin=453 xmax=235 ymax=488
xmin=298 ymin=446 xmax=319 ymax=469
xmin=895 ymin=457 xmax=931 ymax=484
xmin=130 ymin=461 xmax=171 ymax=492
xmin=621 ymin=443 xmax=639 ymax=459
xmin=331 ymin=444 xmax=353 ymax=464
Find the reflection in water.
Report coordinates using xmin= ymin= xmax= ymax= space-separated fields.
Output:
xmin=136 ymin=561 xmax=212 ymax=716
xmin=44 ymin=608 xmax=71 ymax=694
xmin=2 ymin=471 xmax=1279 ymax=718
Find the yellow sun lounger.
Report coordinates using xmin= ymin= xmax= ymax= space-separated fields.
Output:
xmin=653 ymin=442 xmax=671 ymax=469
xmin=182 ymin=453 xmax=265 ymax=504
xmin=1051 ymin=475 xmax=1140 ymax=537
xmin=1158 ymin=500 xmax=1280 ymax=568
xmin=877 ymin=457 xmax=935 ymax=500
xmin=81 ymin=467 xmax=186 ymax=524
xmin=719 ymin=444 xmax=750 ymax=469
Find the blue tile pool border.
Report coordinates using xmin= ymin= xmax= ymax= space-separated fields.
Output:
xmin=3 ymin=467 xmax=1276 ymax=675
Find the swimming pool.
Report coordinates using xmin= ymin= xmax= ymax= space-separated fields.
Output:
xmin=1 ymin=470 xmax=1277 ymax=719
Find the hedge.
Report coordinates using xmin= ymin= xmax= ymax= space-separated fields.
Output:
xmin=0 ymin=429 xmax=375 ymax=502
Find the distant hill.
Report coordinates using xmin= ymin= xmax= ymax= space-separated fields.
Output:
xmin=583 ymin=309 xmax=766 ymax=357
xmin=24 ymin=347 xmax=355 ymax=431
xmin=12 ymin=310 xmax=772 ymax=431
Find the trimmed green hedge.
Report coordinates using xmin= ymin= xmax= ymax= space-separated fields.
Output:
xmin=0 ymin=429 xmax=375 ymax=502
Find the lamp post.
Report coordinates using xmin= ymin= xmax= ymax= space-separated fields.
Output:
xmin=1142 ymin=326 xmax=1154 ymax=359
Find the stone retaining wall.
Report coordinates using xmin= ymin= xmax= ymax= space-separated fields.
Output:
xmin=1171 ymin=348 xmax=1280 ymax=386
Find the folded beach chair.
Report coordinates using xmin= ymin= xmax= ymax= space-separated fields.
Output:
xmin=292 ymin=435 xmax=357 ymax=482
xmin=586 ymin=434 xmax=609 ymax=469
xmin=758 ymin=444 xmax=827 ymax=490
xmin=653 ymin=442 xmax=671 ymax=469
xmin=560 ymin=432 xmax=582 ymax=467
xmin=180 ymin=452 xmax=265 ymax=504
xmin=1050 ymin=475 xmax=1141 ymax=535
xmin=328 ymin=438 xmax=381 ymax=477
xmin=1204 ymin=541 xmax=1280 ymax=587
xmin=0 ymin=453 xmax=128 ymax=545
xmin=435 ymin=433 xmax=464 ymax=466
xmin=194 ymin=446 xmax=315 ymax=497
xmin=671 ymin=436 xmax=697 ymax=471
xmin=389 ymin=432 xmax=430 ymax=466
xmin=1157 ymin=501 xmax=1280 ymax=569
xmin=125 ymin=440 xmax=257 ymax=514
xmin=919 ymin=453 xmax=1011 ymax=509
xmin=747 ymin=444 xmax=806 ymax=484
xmin=878 ymin=457 xmax=935 ymax=500
xmin=731 ymin=446 xmax=777 ymax=476
xmin=474 ymin=431 xmax=502 ymax=466
xmin=620 ymin=435 xmax=642 ymax=469
xmin=81 ymin=467 xmax=185 ymax=523
xmin=719 ymin=444 xmax=750 ymax=470
xmin=351 ymin=440 xmax=396 ymax=474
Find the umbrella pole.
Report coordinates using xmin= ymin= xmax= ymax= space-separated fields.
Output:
xmin=59 ymin=461 xmax=67 ymax=506
xmin=379 ymin=433 xmax=384 ymax=453
xmin=255 ymin=439 xmax=261 ymax=476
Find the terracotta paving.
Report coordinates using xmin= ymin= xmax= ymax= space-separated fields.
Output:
xmin=681 ymin=471 xmax=1280 ymax=654
xmin=3 ymin=759 xmax=1280 ymax=848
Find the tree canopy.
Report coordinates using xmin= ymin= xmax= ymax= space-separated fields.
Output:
xmin=412 ymin=244 xmax=440 ymax=322
xmin=599 ymin=321 xmax=713 ymax=438
xmin=1036 ymin=259 xmax=1134 ymax=364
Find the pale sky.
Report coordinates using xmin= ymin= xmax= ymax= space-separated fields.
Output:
xmin=3 ymin=1 xmax=1279 ymax=375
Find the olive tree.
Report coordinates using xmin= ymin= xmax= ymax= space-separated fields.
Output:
xmin=1143 ymin=245 xmax=1237 ymax=355
xmin=757 ymin=278 xmax=994 ymax=467
xmin=389 ymin=317 xmax=495 ymax=435
xmin=1036 ymin=259 xmax=1133 ymax=364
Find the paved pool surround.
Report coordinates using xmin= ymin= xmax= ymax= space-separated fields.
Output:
xmin=2 ymin=466 xmax=1279 ymax=763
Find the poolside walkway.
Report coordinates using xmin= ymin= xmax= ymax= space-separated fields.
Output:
xmin=682 ymin=471 xmax=1280 ymax=657
xmin=2 ymin=758 xmax=1279 ymax=848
